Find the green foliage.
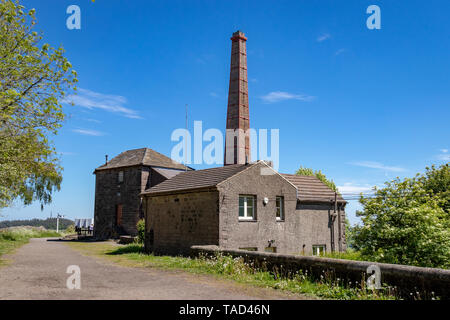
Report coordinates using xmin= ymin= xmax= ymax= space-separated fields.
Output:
xmin=345 ymin=218 xmax=356 ymax=248
xmin=0 ymin=217 xmax=74 ymax=229
xmin=136 ymin=219 xmax=145 ymax=244
xmin=295 ymin=166 xmax=338 ymax=192
xmin=303 ymin=248 xmax=363 ymax=261
xmin=63 ymin=224 xmax=75 ymax=234
xmin=418 ymin=164 xmax=450 ymax=214
xmin=354 ymin=163 xmax=450 ymax=268
xmin=0 ymin=0 xmax=77 ymax=209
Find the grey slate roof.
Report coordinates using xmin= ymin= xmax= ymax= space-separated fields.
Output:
xmin=280 ymin=174 xmax=345 ymax=203
xmin=94 ymin=148 xmax=190 ymax=172
xmin=140 ymin=161 xmax=344 ymax=203
xmin=152 ymin=167 xmax=186 ymax=179
xmin=142 ymin=163 xmax=251 ymax=195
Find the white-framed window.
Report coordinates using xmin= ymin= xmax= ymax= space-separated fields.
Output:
xmin=276 ymin=196 xmax=284 ymax=221
xmin=239 ymin=195 xmax=255 ymax=220
xmin=118 ymin=171 xmax=124 ymax=183
xmin=312 ymin=245 xmax=326 ymax=256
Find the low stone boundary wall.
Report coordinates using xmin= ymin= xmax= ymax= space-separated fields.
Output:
xmin=190 ymin=245 xmax=450 ymax=299
xmin=119 ymin=235 xmax=136 ymax=244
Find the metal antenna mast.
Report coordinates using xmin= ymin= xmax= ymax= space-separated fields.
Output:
xmin=185 ymin=104 xmax=188 ymax=172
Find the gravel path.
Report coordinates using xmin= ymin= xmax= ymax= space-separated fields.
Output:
xmin=0 ymin=238 xmax=307 ymax=300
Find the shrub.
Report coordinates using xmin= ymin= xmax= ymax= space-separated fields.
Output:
xmin=354 ymin=164 xmax=450 ymax=269
xmin=64 ymin=224 xmax=75 ymax=234
xmin=136 ymin=219 xmax=145 ymax=244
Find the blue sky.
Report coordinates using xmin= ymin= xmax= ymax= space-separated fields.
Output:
xmin=1 ymin=0 xmax=449 ymax=225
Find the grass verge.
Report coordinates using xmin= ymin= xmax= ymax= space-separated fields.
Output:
xmin=295 ymin=248 xmax=365 ymax=261
xmin=0 ymin=227 xmax=61 ymax=265
xmin=67 ymin=242 xmax=398 ymax=300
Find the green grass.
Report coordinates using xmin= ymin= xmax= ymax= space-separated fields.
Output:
xmin=295 ymin=248 xmax=365 ymax=261
xmin=67 ymin=242 xmax=399 ymax=300
xmin=0 ymin=227 xmax=61 ymax=264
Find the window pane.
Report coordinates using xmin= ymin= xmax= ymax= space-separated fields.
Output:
xmin=246 ymin=196 xmax=253 ymax=207
xmin=239 ymin=206 xmax=244 ymax=217
xmin=239 ymin=196 xmax=244 ymax=207
xmin=247 ymin=205 xmax=253 ymax=218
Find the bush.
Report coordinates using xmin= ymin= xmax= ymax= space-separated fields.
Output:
xmin=354 ymin=164 xmax=450 ymax=269
xmin=0 ymin=226 xmax=60 ymax=241
xmin=64 ymin=224 xmax=75 ymax=234
xmin=137 ymin=219 xmax=145 ymax=244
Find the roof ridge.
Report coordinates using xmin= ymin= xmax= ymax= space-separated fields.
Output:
xmin=142 ymin=148 xmax=150 ymax=165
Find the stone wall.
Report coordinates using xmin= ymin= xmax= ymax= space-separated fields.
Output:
xmin=94 ymin=166 xmax=144 ymax=239
xmin=216 ymin=162 xmax=345 ymax=254
xmin=296 ymin=203 xmax=347 ymax=254
xmin=191 ymin=245 xmax=450 ymax=299
xmin=144 ymin=190 xmax=220 ymax=255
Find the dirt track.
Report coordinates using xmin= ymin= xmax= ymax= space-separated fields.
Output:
xmin=0 ymin=238 xmax=307 ymax=300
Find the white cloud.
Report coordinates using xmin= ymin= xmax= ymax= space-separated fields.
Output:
xmin=72 ymin=128 xmax=105 ymax=136
xmin=335 ymin=48 xmax=346 ymax=56
xmin=434 ymin=148 xmax=450 ymax=161
xmin=84 ymin=118 xmax=102 ymax=124
xmin=260 ymin=91 xmax=315 ymax=104
xmin=317 ymin=33 xmax=331 ymax=42
xmin=349 ymin=161 xmax=406 ymax=172
xmin=337 ymin=182 xmax=376 ymax=194
xmin=65 ymin=88 xmax=142 ymax=119
xmin=437 ymin=154 xmax=450 ymax=161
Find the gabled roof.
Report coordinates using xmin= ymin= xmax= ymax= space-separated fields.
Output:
xmin=152 ymin=167 xmax=186 ymax=179
xmin=142 ymin=163 xmax=252 ymax=195
xmin=94 ymin=148 xmax=190 ymax=172
xmin=280 ymin=174 xmax=345 ymax=203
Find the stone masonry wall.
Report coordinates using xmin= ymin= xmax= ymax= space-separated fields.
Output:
xmin=217 ymin=162 xmax=345 ymax=254
xmin=94 ymin=166 xmax=144 ymax=238
xmin=144 ymin=190 xmax=220 ymax=255
xmin=296 ymin=203 xmax=347 ymax=254
xmin=191 ymin=245 xmax=450 ymax=299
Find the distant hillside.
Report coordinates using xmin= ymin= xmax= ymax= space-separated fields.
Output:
xmin=0 ymin=218 xmax=74 ymax=230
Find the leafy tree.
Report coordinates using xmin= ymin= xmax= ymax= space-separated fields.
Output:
xmin=344 ymin=218 xmax=356 ymax=248
xmin=295 ymin=166 xmax=338 ymax=192
xmin=418 ymin=164 xmax=449 ymax=214
xmin=0 ymin=0 xmax=77 ymax=209
xmin=353 ymin=163 xmax=450 ymax=268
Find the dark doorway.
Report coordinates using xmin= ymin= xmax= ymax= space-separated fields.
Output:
xmin=116 ymin=204 xmax=123 ymax=227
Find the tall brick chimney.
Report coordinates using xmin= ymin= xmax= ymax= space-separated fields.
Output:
xmin=224 ymin=30 xmax=251 ymax=165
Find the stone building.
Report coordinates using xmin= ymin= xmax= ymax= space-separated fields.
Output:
xmin=141 ymin=161 xmax=346 ymax=255
xmin=94 ymin=30 xmax=348 ymax=255
xmin=93 ymin=148 xmax=190 ymax=239
xmin=140 ymin=31 xmax=347 ymax=255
